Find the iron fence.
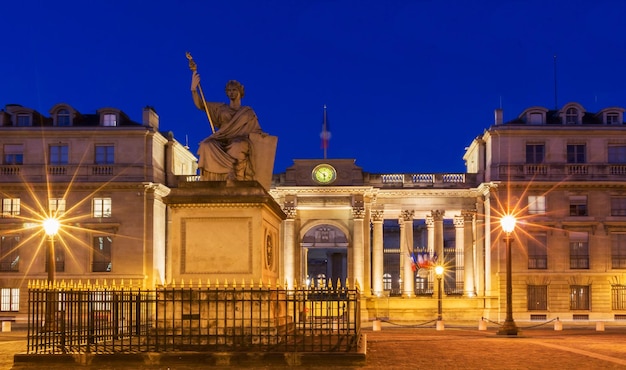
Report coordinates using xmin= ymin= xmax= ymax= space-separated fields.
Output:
xmin=26 ymin=280 xmax=361 ymax=354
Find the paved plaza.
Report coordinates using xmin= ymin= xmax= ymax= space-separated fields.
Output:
xmin=2 ymin=322 xmax=626 ymax=369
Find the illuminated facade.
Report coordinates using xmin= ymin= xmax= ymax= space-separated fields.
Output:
xmin=1 ymin=101 xmax=626 ymax=324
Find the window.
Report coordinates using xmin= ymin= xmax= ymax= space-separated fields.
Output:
xmin=3 ymin=144 xmax=23 ymax=165
xmin=57 ymin=109 xmax=71 ymax=126
xmin=1 ymin=199 xmax=20 ymax=217
xmin=0 ymin=288 xmax=19 ymax=311
xmin=569 ymin=231 xmax=589 ymax=269
xmin=526 ymin=144 xmax=545 ymax=164
xmin=611 ymin=233 xmax=626 ymax=269
xmin=528 ymin=233 xmax=547 ymax=269
xmin=0 ymin=236 xmax=20 ymax=272
xmin=528 ymin=195 xmax=546 ymax=215
xmin=569 ymin=195 xmax=588 ymax=216
xmin=612 ymin=285 xmax=626 ymax=310
xmin=49 ymin=145 xmax=68 ymax=165
xmin=608 ymin=145 xmax=626 ymax=164
xmin=92 ymin=236 xmax=112 ymax=272
xmin=383 ymin=273 xmax=392 ymax=291
xmin=567 ymin=144 xmax=586 ymax=163
xmin=45 ymin=243 xmax=65 ymax=273
xmin=570 ymin=285 xmax=590 ymax=310
xmin=95 ymin=145 xmax=114 ymax=164
xmin=607 ymin=113 xmax=620 ymax=125
xmin=16 ymin=114 xmax=30 ymax=127
xmin=93 ymin=197 xmax=112 ymax=218
xmin=565 ymin=108 xmax=578 ymax=124
xmin=611 ymin=197 xmax=626 ymax=216
xmin=529 ymin=113 xmax=543 ymax=124
xmin=49 ymin=198 xmax=66 ymax=216
xmin=103 ymin=114 xmax=117 ymax=127
xmin=527 ymin=285 xmax=547 ymax=310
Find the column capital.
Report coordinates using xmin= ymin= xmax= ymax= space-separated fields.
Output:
xmin=454 ymin=215 xmax=465 ymax=228
xmin=371 ymin=210 xmax=384 ymax=222
xmin=283 ymin=206 xmax=297 ymax=219
xmin=430 ymin=209 xmax=445 ymax=221
xmin=352 ymin=206 xmax=365 ymax=219
xmin=400 ymin=209 xmax=414 ymax=222
xmin=462 ymin=209 xmax=476 ymax=221
xmin=425 ymin=215 xmax=434 ymax=227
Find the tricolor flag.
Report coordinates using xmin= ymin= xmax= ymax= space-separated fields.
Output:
xmin=320 ymin=105 xmax=331 ymax=157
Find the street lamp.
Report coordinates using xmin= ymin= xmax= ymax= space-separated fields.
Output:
xmin=497 ymin=214 xmax=519 ymax=336
xmin=435 ymin=265 xmax=444 ymax=330
xmin=43 ymin=217 xmax=60 ymax=283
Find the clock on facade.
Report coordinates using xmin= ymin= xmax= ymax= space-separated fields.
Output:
xmin=312 ymin=164 xmax=337 ymax=184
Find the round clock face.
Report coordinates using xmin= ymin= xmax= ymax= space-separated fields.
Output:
xmin=312 ymin=164 xmax=337 ymax=184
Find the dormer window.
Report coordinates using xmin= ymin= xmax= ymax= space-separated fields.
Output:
xmin=607 ymin=113 xmax=620 ymax=125
xmin=103 ymin=114 xmax=117 ymax=127
xmin=565 ymin=108 xmax=578 ymax=124
xmin=57 ymin=109 xmax=71 ymax=126
xmin=16 ymin=114 xmax=31 ymax=127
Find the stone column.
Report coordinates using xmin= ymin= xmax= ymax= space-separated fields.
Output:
xmin=352 ymin=205 xmax=365 ymax=290
xmin=462 ymin=210 xmax=476 ymax=297
xmin=454 ymin=215 xmax=465 ymax=291
xmin=283 ymin=202 xmax=297 ymax=290
xmin=371 ymin=210 xmax=384 ymax=296
xmin=431 ymin=210 xmax=445 ymax=264
xmin=401 ymin=210 xmax=415 ymax=297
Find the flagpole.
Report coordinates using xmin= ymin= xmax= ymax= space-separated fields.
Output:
xmin=323 ymin=105 xmax=327 ymax=159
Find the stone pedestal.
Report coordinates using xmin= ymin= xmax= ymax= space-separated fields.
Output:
xmin=165 ymin=180 xmax=285 ymax=284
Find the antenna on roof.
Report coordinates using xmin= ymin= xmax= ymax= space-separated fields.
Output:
xmin=553 ymin=54 xmax=558 ymax=110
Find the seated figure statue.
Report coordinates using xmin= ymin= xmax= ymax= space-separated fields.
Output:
xmin=191 ymin=72 xmax=276 ymax=188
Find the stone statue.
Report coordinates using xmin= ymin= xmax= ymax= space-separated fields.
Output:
xmin=190 ymin=67 xmax=277 ymax=189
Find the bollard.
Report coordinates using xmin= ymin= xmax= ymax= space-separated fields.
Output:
xmin=372 ymin=319 xmax=382 ymax=331
xmin=596 ymin=321 xmax=605 ymax=331
xmin=554 ymin=318 xmax=562 ymax=331
xmin=1 ymin=321 xmax=10 ymax=332
xmin=478 ymin=318 xmax=487 ymax=331
xmin=436 ymin=320 xmax=445 ymax=331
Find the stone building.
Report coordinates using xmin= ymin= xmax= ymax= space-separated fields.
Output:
xmin=1 ymin=101 xmax=626 ymax=324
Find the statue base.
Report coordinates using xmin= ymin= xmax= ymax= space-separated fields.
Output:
xmin=164 ymin=180 xmax=285 ymax=285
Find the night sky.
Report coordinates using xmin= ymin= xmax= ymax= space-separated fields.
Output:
xmin=2 ymin=0 xmax=626 ymax=174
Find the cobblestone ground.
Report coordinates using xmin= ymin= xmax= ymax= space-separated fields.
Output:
xmin=4 ymin=325 xmax=626 ymax=369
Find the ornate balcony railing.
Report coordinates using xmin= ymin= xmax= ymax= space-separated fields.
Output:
xmin=498 ymin=163 xmax=626 ymax=181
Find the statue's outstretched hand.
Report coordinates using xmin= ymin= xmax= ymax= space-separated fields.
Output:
xmin=191 ymin=71 xmax=201 ymax=91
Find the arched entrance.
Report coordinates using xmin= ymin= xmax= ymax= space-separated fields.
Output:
xmin=301 ymin=225 xmax=348 ymax=288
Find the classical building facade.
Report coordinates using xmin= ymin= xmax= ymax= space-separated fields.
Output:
xmin=1 ymin=101 xmax=626 ymax=324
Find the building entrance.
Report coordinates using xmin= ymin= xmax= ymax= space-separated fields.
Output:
xmin=301 ymin=225 xmax=348 ymax=288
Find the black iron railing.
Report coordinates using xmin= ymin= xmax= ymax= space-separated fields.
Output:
xmin=26 ymin=280 xmax=361 ymax=354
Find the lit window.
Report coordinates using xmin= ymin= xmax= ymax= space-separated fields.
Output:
xmin=93 ymin=198 xmax=111 ymax=218
xmin=569 ymin=196 xmax=588 ymax=216
xmin=527 ymin=285 xmax=547 ymax=310
xmin=92 ymin=236 xmax=112 ymax=272
xmin=528 ymin=233 xmax=547 ymax=269
xmin=528 ymin=195 xmax=546 ymax=214
xmin=49 ymin=145 xmax=69 ymax=165
xmin=49 ymin=198 xmax=66 ymax=216
xmin=1 ymin=199 xmax=20 ymax=217
xmin=0 ymin=236 xmax=20 ymax=272
xmin=0 ymin=288 xmax=19 ymax=311
xmin=611 ymin=233 xmax=626 ymax=269
xmin=102 ymin=114 xmax=117 ymax=127
xmin=95 ymin=145 xmax=114 ymax=164
xmin=612 ymin=285 xmax=626 ymax=310
xmin=570 ymin=285 xmax=590 ymax=310
xmin=526 ymin=144 xmax=544 ymax=164
xmin=565 ymin=108 xmax=578 ymax=124
xmin=383 ymin=273 xmax=392 ymax=291
xmin=57 ymin=109 xmax=71 ymax=126
xmin=608 ymin=145 xmax=626 ymax=164
xmin=16 ymin=114 xmax=30 ymax=127
xmin=611 ymin=197 xmax=626 ymax=216
xmin=569 ymin=232 xmax=589 ymax=269
xmin=567 ymin=144 xmax=586 ymax=163
xmin=3 ymin=144 xmax=23 ymax=165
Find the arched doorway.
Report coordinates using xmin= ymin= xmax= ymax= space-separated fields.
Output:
xmin=301 ymin=225 xmax=348 ymax=288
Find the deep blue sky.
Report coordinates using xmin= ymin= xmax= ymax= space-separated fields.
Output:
xmin=2 ymin=0 xmax=626 ymax=174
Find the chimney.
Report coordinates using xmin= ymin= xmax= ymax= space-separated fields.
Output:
xmin=494 ymin=108 xmax=503 ymax=126
xmin=143 ymin=106 xmax=159 ymax=130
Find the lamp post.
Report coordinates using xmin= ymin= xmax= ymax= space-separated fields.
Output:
xmin=435 ymin=265 xmax=444 ymax=330
xmin=497 ymin=214 xmax=519 ymax=336
xmin=43 ymin=217 xmax=60 ymax=283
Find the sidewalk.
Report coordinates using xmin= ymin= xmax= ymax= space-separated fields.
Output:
xmin=4 ymin=324 xmax=626 ymax=369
